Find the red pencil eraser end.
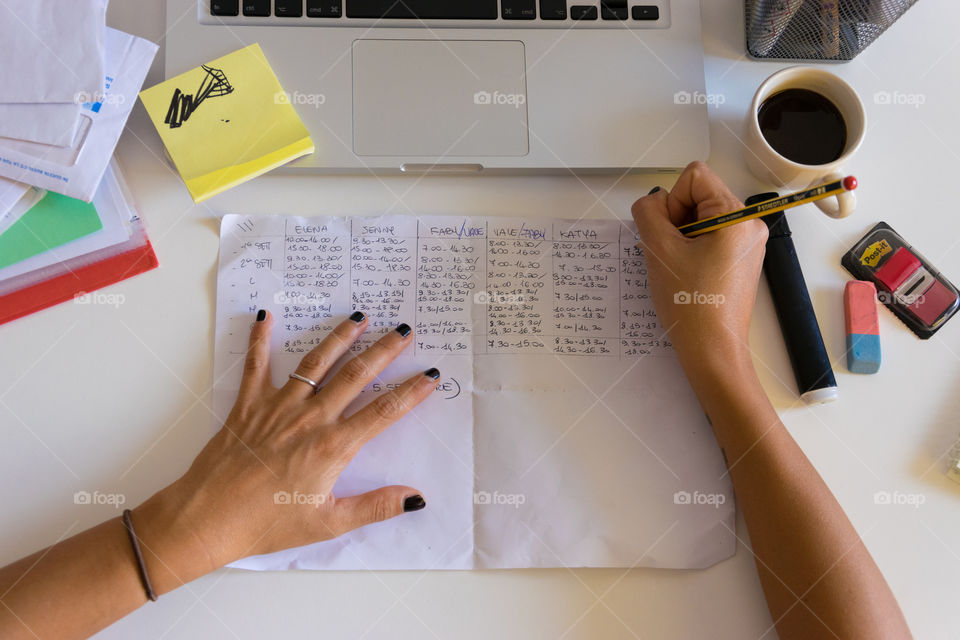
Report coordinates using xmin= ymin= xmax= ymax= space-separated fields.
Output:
xmin=843 ymin=176 xmax=858 ymax=191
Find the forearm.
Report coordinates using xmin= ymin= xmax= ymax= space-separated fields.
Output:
xmin=630 ymin=162 xmax=910 ymax=637
xmin=0 ymin=490 xmax=214 ymax=640
xmin=688 ymin=351 xmax=911 ymax=640
xmin=0 ymin=516 xmax=149 ymax=639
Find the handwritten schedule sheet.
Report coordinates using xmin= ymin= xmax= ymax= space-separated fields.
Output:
xmin=215 ymin=214 xmax=735 ymax=570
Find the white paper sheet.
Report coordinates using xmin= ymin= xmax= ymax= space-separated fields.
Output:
xmin=0 ymin=28 xmax=158 ymax=201
xmin=215 ymin=214 xmax=735 ymax=570
xmin=0 ymin=103 xmax=81 ymax=147
xmin=0 ymin=0 xmax=107 ymax=103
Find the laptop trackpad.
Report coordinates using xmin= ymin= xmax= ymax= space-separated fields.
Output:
xmin=352 ymin=40 xmax=528 ymax=157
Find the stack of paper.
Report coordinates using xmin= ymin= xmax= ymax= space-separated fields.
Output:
xmin=0 ymin=2 xmax=161 ymax=324
xmin=0 ymin=160 xmax=158 ymax=326
xmin=0 ymin=2 xmax=158 ymax=202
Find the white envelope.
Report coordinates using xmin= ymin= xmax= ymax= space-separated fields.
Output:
xmin=0 ymin=103 xmax=81 ymax=147
xmin=0 ymin=0 xmax=107 ymax=104
xmin=0 ymin=28 xmax=158 ymax=202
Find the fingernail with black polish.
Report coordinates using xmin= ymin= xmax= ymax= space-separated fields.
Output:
xmin=424 ymin=368 xmax=440 ymax=380
xmin=396 ymin=323 xmax=412 ymax=338
xmin=403 ymin=495 xmax=426 ymax=512
xmin=648 ymin=186 xmax=662 ymax=195
xmin=256 ymin=309 xmax=267 ymax=322
xmin=349 ymin=311 xmax=365 ymax=323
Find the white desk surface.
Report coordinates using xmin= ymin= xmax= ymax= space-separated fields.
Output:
xmin=2 ymin=1 xmax=958 ymax=638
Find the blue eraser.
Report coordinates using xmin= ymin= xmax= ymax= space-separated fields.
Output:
xmin=846 ymin=333 xmax=881 ymax=374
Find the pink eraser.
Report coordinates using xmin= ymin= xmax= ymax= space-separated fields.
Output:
xmin=845 ymin=280 xmax=879 ymax=336
xmin=845 ymin=280 xmax=881 ymax=373
xmin=875 ymin=247 xmax=921 ymax=291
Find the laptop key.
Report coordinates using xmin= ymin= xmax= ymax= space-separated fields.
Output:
xmin=632 ymin=5 xmax=659 ymax=20
xmin=243 ymin=0 xmax=270 ymax=15
xmin=346 ymin=0 xmax=498 ymax=19
xmin=570 ymin=5 xmax=597 ymax=20
xmin=600 ymin=0 xmax=627 ymax=20
xmin=502 ymin=0 xmax=536 ymax=19
xmin=539 ymin=0 xmax=566 ymax=19
xmin=275 ymin=0 xmax=303 ymax=17
xmin=211 ymin=0 xmax=239 ymax=15
xmin=307 ymin=0 xmax=341 ymax=16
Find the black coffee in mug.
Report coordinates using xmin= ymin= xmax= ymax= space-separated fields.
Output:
xmin=758 ymin=88 xmax=847 ymax=166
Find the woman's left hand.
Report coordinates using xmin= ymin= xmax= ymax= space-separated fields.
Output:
xmin=132 ymin=311 xmax=437 ymax=591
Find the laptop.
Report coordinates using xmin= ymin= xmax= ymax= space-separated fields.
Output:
xmin=163 ymin=0 xmax=709 ymax=174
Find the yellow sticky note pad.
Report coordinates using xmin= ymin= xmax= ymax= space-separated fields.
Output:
xmin=139 ymin=44 xmax=314 ymax=203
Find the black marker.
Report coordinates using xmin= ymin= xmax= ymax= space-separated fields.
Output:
xmin=750 ymin=192 xmax=838 ymax=404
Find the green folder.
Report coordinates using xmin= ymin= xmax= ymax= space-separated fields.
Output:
xmin=0 ymin=192 xmax=103 ymax=269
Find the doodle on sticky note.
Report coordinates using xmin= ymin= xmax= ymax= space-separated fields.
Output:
xmin=164 ymin=65 xmax=234 ymax=129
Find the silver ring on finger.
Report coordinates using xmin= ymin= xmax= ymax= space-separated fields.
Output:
xmin=289 ymin=373 xmax=322 ymax=394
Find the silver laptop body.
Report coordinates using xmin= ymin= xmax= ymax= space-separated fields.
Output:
xmin=163 ymin=0 xmax=709 ymax=174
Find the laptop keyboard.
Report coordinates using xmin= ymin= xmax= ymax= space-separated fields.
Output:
xmin=206 ymin=0 xmax=666 ymax=28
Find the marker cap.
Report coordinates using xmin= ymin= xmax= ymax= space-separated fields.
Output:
xmin=801 ymin=386 xmax=839 ymax=405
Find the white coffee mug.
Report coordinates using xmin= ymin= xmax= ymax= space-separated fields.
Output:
xmin=744 ymin=66 xmax=866 ymax=219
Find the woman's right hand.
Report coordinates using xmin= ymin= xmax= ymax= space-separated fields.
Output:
xmin=630 ymin=162 xmax=769 ymax=384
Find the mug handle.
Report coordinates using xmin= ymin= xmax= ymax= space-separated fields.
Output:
xmin=813 ymin=170 xmax=856 ymax=219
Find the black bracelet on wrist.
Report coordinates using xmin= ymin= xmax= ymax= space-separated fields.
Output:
xmin=122 ymin=509 xmax=157 ymax=602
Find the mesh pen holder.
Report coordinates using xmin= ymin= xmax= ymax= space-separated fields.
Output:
xmin=745 ymin=0 xmax=920 ymax=61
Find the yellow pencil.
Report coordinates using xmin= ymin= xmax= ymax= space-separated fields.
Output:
xmin=679 ymin=176 xmax=858 ymax=238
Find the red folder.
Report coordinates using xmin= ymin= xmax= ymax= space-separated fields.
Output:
xmin=0 ymin=237 xmax=157 ymax=326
